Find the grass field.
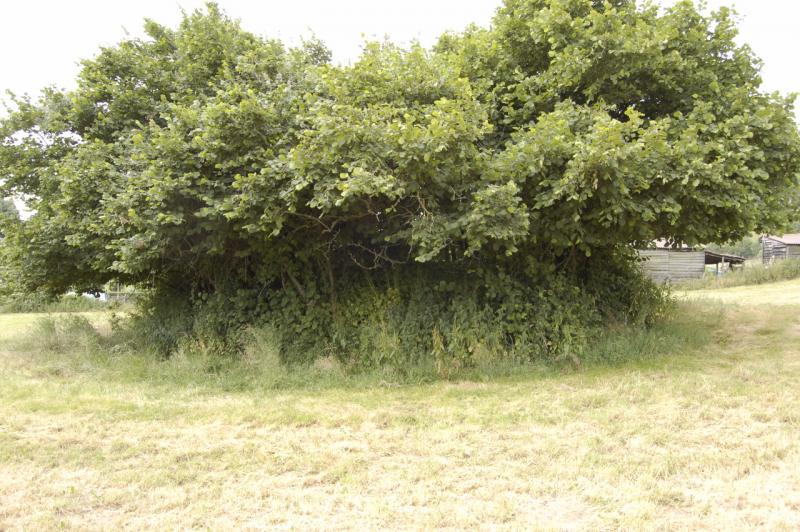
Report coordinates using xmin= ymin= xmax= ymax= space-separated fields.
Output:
xmin=678 ymin=278 xmax=800 ymax=306
xmin=2 ymin=284 xmax=800 ymax=529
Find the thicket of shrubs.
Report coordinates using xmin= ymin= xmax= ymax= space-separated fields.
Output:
xmin=10 ymin=296 xmax=718 ymax=387
xmin=121 ymin=253 xmax=671 ymax=373
xmin=1 ymin=1 xmax=798 ymax=371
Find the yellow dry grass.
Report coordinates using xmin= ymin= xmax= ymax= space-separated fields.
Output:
xmin=0 ymin=311 xmax=109 ymax=342
xmin=2 ymin=289 xmax=800 ymax=529
xmin=677 ymin=278 xmax=800 ymax=306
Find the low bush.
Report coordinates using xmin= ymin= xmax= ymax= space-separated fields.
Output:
xmin=115 ymin=256 xmax=672 ymax=376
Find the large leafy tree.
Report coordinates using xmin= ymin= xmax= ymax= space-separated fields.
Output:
xmin=0 ymin=198 xmax=16 ymax=221
xmin=1 ymin=5 xmax=328 ymax=294
xmin=0 ymin=199 xmax=19 ymax=298
xmin=0 ymin=1 xmax=798 ymax=361
xmin=436 ymin=0 xmax=800 ymax=254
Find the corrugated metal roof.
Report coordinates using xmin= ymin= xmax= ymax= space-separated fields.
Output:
xmin=763 ymin=234 xmax=800 ymax=245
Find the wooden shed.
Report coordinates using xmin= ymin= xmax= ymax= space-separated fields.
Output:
xmin=638 ymin=248 xmax=745 ymax=284
xmin=761 ymin=234 xmax=800 ymax=264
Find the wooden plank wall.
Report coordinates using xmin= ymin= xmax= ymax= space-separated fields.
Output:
xmin=762 ymin=238 xmax=786 ymax=264
xmin=638 ymin=250 xmax=706 ymax=283
xmin=761 ymin=237 xmax=799 ymax=264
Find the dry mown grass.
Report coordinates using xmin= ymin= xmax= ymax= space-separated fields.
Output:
xmin=1 ymin=289 xmax=800 ymax=529
xmin=678 ymin=278 xmax=800 ymax=307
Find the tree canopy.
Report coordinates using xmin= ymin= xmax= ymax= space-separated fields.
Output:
xmin=1 ymin=1 xmax=798 ymax=363
xmin=0 ymin=198 xmax=17 ymax=221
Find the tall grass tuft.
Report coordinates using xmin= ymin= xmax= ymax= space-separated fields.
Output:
xmin=28 ymin=315 xmax=103 ymax=354
xmin=678 ymin=260 xmax=800 ymax=291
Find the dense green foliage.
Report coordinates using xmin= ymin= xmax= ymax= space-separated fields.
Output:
xmin=0 ymin=198 xmax=16 ymax=220
xmin=1 ymin=1 xmax=798 ymax=368
xmin=0 ymin=198 xmax=19 ymax=300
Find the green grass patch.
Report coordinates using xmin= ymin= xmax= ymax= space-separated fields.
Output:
xmin=2 ymin=283 xmax=800 ymax=529
xmin=679 ymin=278 xmax=800 ymax=307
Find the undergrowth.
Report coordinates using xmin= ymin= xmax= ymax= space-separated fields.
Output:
xmin=3 ymin=258 xmax=675 ymax=383
xmin=678 ymin=259 xmax=800 ymax=290
xmin=3 ymin=299 xmax=719 ymax=392
xmin=108 ymin=254 xmax=672 ymax=375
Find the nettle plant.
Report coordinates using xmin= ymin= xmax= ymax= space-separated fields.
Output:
xmin=1 ymin=1 xmax=798 ymax=368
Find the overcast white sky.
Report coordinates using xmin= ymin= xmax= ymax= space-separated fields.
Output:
xmin=1 ymin=0 xmax=798 ymax=105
